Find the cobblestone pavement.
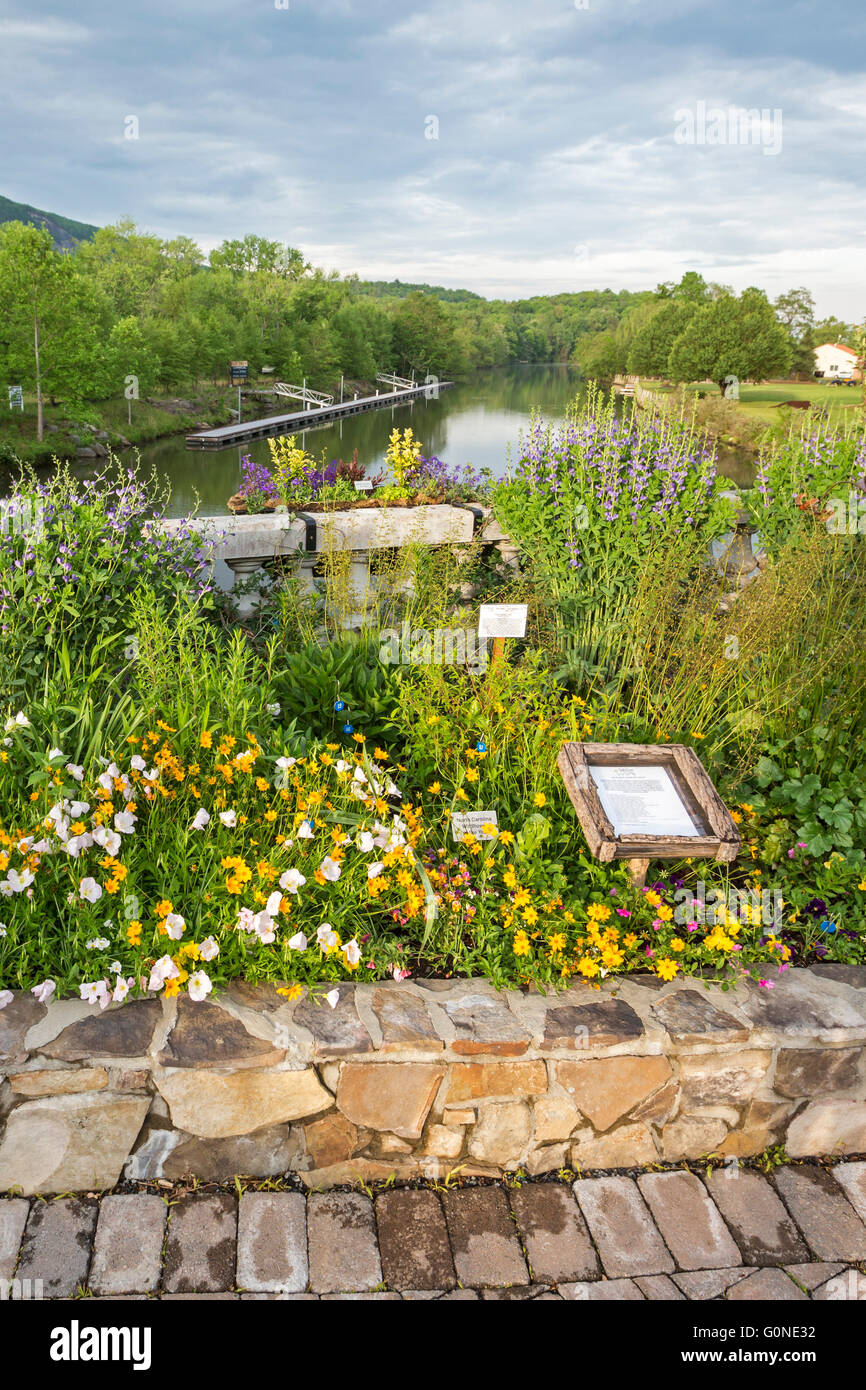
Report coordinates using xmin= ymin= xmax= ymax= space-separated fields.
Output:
xmin=3 ymin=1161 xmax=866 ymax=1301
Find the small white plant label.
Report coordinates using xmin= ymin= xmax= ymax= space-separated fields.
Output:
xmin=353 ymin=480 xmax=373 ymax=491
xmin=451 ymin=810 xmax=498 ymax=840
xmin=478 ymin=603 xmax=528 ymax=639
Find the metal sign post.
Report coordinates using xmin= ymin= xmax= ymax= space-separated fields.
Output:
xmin=229 ymin=361 xmax=249 ymax=424
xmin=8 ymin=386 xmax=23 ymax=411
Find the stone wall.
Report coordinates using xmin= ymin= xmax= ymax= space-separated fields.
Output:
xmin=1 ymin=966 xmax=865 ymax=1195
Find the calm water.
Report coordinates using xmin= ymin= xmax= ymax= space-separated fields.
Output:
xmin=133 ymin=365 xmax=754 ymax=518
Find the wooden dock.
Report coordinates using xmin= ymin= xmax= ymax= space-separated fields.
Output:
xmin=185 ymin=381 xmax=452 ymax=450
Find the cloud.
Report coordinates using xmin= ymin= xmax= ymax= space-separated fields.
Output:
xmin=1 ymin=0 xmax=864 ymax=318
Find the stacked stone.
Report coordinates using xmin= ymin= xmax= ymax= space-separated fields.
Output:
xmin=1 ymin=966 xmax=865 ymax=1194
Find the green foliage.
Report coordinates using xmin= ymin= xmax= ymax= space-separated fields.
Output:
xmin=668 ymin=287 xmax=792 ymax=392
xmin=270 ymin=633 xmax=404 ymax=750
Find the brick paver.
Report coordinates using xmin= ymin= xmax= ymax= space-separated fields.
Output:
xmin=90 ymin=1194 xmax=166 ymax=1295
xmin=162 ymin=1194 xmax=237 ymax=1294
xmin=573 ymin=1176 xmax=675 ymax=1277
xmin=510 ymin=1184 xmax=599 ymax=1284
xmin=308 ymin=1191 xmax=381 ymax=1293
xmin=726 ymin=1267 xmax=808 ymax=1300
xmin=831 ymin=1161 xmax=866 ymax=1225
xmin=376 ymin=1189 xmax=456 ymax=1291
xmin=705 ymin=1167 xmax=809 ymax=1266
xmin=637 ymin=1170 xmax=741 ymax=1270
xmin=774 ymin=1165 xmax=866 ymax=1261
xmin=16 ymin=1197 xmax=98 ymax=1297
xmin=236 ymin=1192 xmax=307 ymax=1294
xmin=443 ymin=1188 xmax=529 ymax=1288
xmin=0 ymin=1198 xmax=28 ymax=1281
xmin=3 ymin=1161 xmax=866 ymax=1300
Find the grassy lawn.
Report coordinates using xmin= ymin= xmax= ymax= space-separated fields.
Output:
xmin=0 ymin=387 xmax=235 ymax=465
xmin=683 ymin=379 xmax=864 ymax=426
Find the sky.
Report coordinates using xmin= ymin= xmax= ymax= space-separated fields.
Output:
xmin=1 ymin=0 xmax=864 ymax=317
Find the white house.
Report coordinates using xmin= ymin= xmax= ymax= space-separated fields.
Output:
xmin=813 ymin=343 xmax=860 ymax=380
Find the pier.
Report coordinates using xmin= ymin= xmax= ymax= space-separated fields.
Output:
xmin=185 ymin=380 xmax=452 ymax=450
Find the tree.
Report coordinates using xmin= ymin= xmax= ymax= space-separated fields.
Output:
xmin=76 ymin=220 xmax=166 ymax=316
xmin=667 ymin=288 xmax=792 ymax=395
xmin=0 ymin=222 xmax=108 ymax=436
xmin=627 ymin=300 xmax=698 ymax=377
xmin=392 ymin=292 xmax=464 ymax=377
xmin=774 ymin=287 xmax=816 ymax=376
xmin=209 ymin=236 xmax=309 ymax=278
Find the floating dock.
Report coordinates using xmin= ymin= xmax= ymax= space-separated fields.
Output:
xmin=185 ymin=381 xmax=452 ymax=450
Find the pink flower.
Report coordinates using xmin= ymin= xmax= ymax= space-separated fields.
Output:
xmin=616 ymin=908 xmax=631 ymax=917
xmin=687 ymin=921 xmax=699 ymax=932
xmin=787 ymin=848 xmax=796 ymax=858
xmin=758 ymin=979 xmax=774 ymax=988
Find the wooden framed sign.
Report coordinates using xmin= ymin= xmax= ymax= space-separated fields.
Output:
xmin=556 ymin=743 xmax=740 ymax=871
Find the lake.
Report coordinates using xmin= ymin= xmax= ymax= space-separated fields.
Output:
xmin=134 ymin=365 xmax=755 ymax=517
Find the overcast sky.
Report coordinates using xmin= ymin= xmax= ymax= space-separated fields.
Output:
xmin=1 ymin=0 xmax=863 ymax=316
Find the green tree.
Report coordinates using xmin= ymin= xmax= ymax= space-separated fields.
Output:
xmin=627 ymin=300 xmax=698 ymax=377
xmin=668 ymin=288 xmax=792 ymax=395
xmin=76 ymin=219 xmax=166 ymax=316
xmin=209 ymin=235 xmax=309 ymax=278
xmin=0 ymin=222 xmax=108 ymax=436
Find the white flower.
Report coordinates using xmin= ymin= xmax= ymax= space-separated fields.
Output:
xmin=320 ymin=856 xmax=341 ymax=882
xmin=343 ymin=939 xmax=361 ymax=967
xmin=316 ymin=923 xmax=338 ymax=950
xmin=130 ymin=754 xmax=146 ymax=771
xmin=112 ymin=977 xmax=133 ymax=1003
xmin=0 ymin=923 xmax=6 ymax=937
xmin=325 ymin=988 xmax=340 ymax=1009
xmin=296 ymin=820 xmax=314 ymax=839
xmin=142 ymin=767 xmax=159 ymax=782
xmin=164 ymin=913 xmax=186 ymax=940
xmin=199 ymin=936 xmax=219 ymax=961
xmin=265 ymin=890 xmax=283 ymax=917
xmin=4 ymin=868 xmax=34 ymax=894
xmin=86 ymin=937 xmax=111 ymax=951
xmin=148 ymin=955 xmax=179 ymax=991
xmin=392 ymin=966 xmax=412 ymax=982
xmin=335 ymin=760 xmax=351 ymax=775
xmin=188 ymin=970 xmax=213 ymax=1002
xmin=4 ymin=711 xmax=30 ymax=732
xmin=287 ymin=931 xmax=308 ymax=952
xmin=267 ymin=702 xmax=281 ymax=716
xmin=109 ymin=960 xmax=122 ymax=975
xmin=219 ymin=809 xmax=237 ymax=828
xmin=79 ymin=877 xmax=103 ymax=904
xmin=236 ymin=906 xmax=256 ymax=934
xmin=68 ymin=800 xmax=89 ymax=818
xmin=47 ymin=747 xmax=66 ymax=762
xmin=65 ymin=763 xmax=84 ymax=782
xmin=191 ymin=808 xmax=210 ymax=831
xmin=276 ymin=756 xmax=296 ymax=770
xmin=114 ymin=811 xmax=137 ymax=835
xmin=79 ymin=980 xmax=110 ymax=1006
xmin=31 ymin=979 xmax=56 ymax=1003
xmin=356 ymin=831 xmax=375 ymax=853
xmin=279 ymin=868 xmax=306 ymax=894
xmin=252 ymin=912 xmax=276 ymax=944
xmin=367 ymin=861 xmax=384 ymax=880
xmin=353 ymin=767 xmax=368 ymax=784
xmin=0 ymin=989 xmax=13 ymax=1009
xmin=91 ymin=825 xmax=121 ymax=856
xmin=63 ymin=833 xmax=94 ymax=859
xmin=30 ymin=839 xmax=51 ymax=855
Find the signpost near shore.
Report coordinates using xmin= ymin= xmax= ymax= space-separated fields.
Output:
xmin=229 ymin=361 xmax=249 ymax=424
xmin=557 ymin=741 xmax=740 ymax=888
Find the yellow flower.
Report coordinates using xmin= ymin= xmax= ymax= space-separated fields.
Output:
xmin=547 ymin=933 xmax=567 ymax=954
xmin=455 ymin=788 xmax=469 ymax=802
xmin=164 ymin=978 xmax=181 ymax=998
xmin=522 ymin=906 xmax=539 ymax=926
xmin=670 ymin=937 xmax=685 ymax=951
xmin=428 ymin=782 xmax=441 ymax=794
xmin=656 ymin=958 xmax=679 ymax=981
xmin=858 ymin=880 xmax=866 ymax=891
xmin=277 ymin=983 xmax=303 ymax=1001
xmin=200 ymin=730 xmax=212 ymax=749
xmin=656 ymin=904 xmax=673 ymax=922
xmin=533 ymin=793 xmax=546 ymax=807
xmin=464 ymin=767 xmax=479 ymax=783
xmin=481 ymin=823 xmax=497 ymax=837
xmin=513 ymin=930 xmax=531 ymax=957
xmin=645 ymin=890 xmax=662 ymax=907
xmin=586 ymin=903 xmax=611 ymax=922
xmin=498 ymin=830 xmax=514 ymax=846
xmin=577 ymin=956 xmax=600 ymax=978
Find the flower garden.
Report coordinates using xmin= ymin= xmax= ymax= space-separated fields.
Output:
xmin=1 ymin=394 xmax=865 ymax=1015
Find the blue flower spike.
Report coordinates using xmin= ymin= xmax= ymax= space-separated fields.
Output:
xmin=343 ymin=723 xmax=354 ymax=735
xmin=334 ymin=699 xmax=346 ymax=713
